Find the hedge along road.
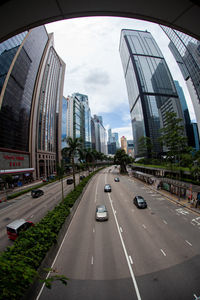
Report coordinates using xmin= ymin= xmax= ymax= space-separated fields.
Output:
xmin=0 ymin=171 xmax=85 ymax=252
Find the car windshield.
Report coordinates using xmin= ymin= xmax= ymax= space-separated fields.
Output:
xmin=97 ymin=207 xmax=106 ymax=213
xmin=105 ymin=185 xmax=110 ymax=188
xmin=137 ymin=197 xmax=145 ymax=203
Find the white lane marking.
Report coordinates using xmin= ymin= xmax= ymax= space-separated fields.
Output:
xmin=191 ymin=217 xmax=200 ymax=226
xmin=91 ymin=256 xmax=94 ymax=265
xmin=194 ymin=294 xmax=200 ymax=299
xmin=30 ymin=215 xmax=34 ymax=218
xmin=108 ymin=193 xmax=142 ymax=300
xmin=157 ymin=198 xmax=165 ymax=201
xmin=114 ymin=210 xmax=116 ymax=214
xmin=142 ymin=224 xmax=146 ymax=229
xmin=163 ymin=220 xmax=167 ymax=225
xmin=185 ymin=240 xmax=192 ymax=246
xmin=120 ymin=227 xmax=123 ymax=233
xmin=95 ymin=179 xmax=99 ymax=203
xmin=160 ymin=249 xmax=166 ymax=256
xmin=131 ymin=209 xmax=135 ymax=212
xmin=93 ymin=228 xmax=95 ymax=233
xmin=150 ymin=194 xmax=157 ymax=196
xmin=129 ymin=255 xmax=133 ymax=264
xmin=148 ymin=207 xmax=151 ymax=210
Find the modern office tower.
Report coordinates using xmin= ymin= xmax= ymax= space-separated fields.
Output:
xmin=121 ymin=136 xmax=127 ymax=153
xmin=160 ymin=25 xmax=200 ymax=138
xmin=107 ymin=142 xmax=117 ymax=155
xmin=0 ymin=26 xmax=65 ymax=182
xmin=93 ymin=115 xmax=107 ymax=155
xmin=127 ymin=140 xmax=134 ymax=157
xmin=113 ymin=132 xmax=120 ymax=149
xmin=119 ymin=29 xmax=183 ymax=158
xmin=91 ymin=118 xmax=96 ymax=150
xmin=174 ymin=81 xmax=199 ymax=150
xmin=66 ymin=93 xmax=92 ymax=149
xmin=73 ymin=93 xmax=92 ymax=149
xmin=61 ymin=96 xmax=68 ymax=149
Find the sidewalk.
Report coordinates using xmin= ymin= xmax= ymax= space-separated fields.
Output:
xmin=149 ymin=183 xmax=200 ymax=215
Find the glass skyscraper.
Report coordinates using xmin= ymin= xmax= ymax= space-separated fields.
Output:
xmin=0 ymin=27 xmax=66 ymax=181
xmin=160 ymin=25 xmax=200 ymax=140
xmin=66 ymin=93 xmax=92 ymax=149
xmin=119 ymin=29 xmax=181 ymax=157
xmin=61 ymin=96 xmax=68 ymax=149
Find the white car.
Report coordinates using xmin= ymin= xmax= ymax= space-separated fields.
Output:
xmin=95 ymin=205 xmax=108 ymax=221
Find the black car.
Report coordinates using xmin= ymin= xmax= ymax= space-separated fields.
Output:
xmin=114 ymin=177 xmax=120 ymax=182
xmin=80 ymin=175 xmax=85 ymax=180
xmin=31 ymin=189 xmax=44 ymax=198
xmin=104 ymin=184 xmax=111 ymax=192
xmin=133 ymin=196 xmax=147 ymax=208
xmin=67 ymin=178 xmax=74 ymax=184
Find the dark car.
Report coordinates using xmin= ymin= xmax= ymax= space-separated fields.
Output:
xmin=80 ymin=175 xmax=85 ymax=180
xmin=114 ymin=177 xmax=120 ymax=182
xmin=31 ymin=189 xmax=44 ymax=198
xmin=133 ymin=196 xmax=147 ymax=209
xmin=67 ymin=178 xmax=74 ymax=185
xmin=95 ymin=205 xmax=108 ymax=221
xmin=104 ymin=184 xmax=111 ymax=192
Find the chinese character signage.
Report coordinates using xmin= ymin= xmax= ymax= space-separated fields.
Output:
xmin=0 ymin=151 xmax=29 ymax=170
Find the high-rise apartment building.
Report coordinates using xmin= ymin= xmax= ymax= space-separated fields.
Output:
xmin=127 ymin=140 xmax=134 ymax=157
xmin=160 ymin=25 xmax=200 ymax=138
xmin=119 ymin=29 xmax=184 ymax=158
xmin=121 ymin=136 xmax=127 ymax=153
xmin=0 ymin=26 xmax=65 ymax=182
xmin=66 ymin=93 xmax=91 ymax=149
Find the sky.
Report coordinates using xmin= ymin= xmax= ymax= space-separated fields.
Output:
xmin=46 ymin=16 xmax=195 ymax=141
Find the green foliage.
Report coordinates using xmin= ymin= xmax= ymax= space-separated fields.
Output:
xmin=159 ymin=112 xmax=188 ymax=163
xmin=114 ymin=149 xmax=132 ymax=174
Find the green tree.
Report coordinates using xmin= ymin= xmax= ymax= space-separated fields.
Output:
xmin=62 ymin=137 xmax=83 ymax=189
xmin=159 ymin=112 xmax=188 ymax=164
xmin=138 ymin=136 xmax=153 ymax=158
xmin=114 ymin=149 xmax=132 ymax=174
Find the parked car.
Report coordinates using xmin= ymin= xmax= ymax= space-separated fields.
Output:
xmin=133 ymin=196 xmax=147 ymax=209
xmin=95 ymin=205 xmax=108 ymax=221
xmin=104 ymin=184 xmax=111 ymax=192
xmin=80 ymin=175 xmax=85 ymax=180
xmin=67 ymin=178 xmax=74 ymax=184
xmin=31 ymin=189 xmax=44 ymax=198
xmin=6 ymin=219 xmax=34 ymax=240
xmin=114 ymin=177 xmax=120 ymax=182
xmin=42 ymin=178 xmax=48 ymax=182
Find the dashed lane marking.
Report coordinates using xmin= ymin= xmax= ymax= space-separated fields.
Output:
xmin=160 ymin=249 xmax=166 ymax=256
xmin=129 ymin=255 xmax=133 ymax=264
xmin=185 ymin=240 xmax=192 ymax=246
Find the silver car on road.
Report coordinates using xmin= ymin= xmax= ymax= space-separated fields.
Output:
xmin=95 ymin=205 xmax=108 ymax=221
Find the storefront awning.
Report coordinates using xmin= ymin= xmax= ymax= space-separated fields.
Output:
xmin=0 ymin=168 xmax=34 ymax=175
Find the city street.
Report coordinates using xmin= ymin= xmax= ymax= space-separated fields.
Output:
xmin=36 ymin=167 xmax=200 ymax=300
xmin=0 ymin=173 xmax=85 ymax=252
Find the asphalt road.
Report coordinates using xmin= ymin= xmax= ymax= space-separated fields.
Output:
xmin=0 ymin=172 xmax=86 ymax=252
xmin=36 ymin=167 xmax=200 ymax=300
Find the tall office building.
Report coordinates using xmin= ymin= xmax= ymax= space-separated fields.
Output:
xmin=127 ymin=140 xmax=134 ymax=157
xmin=107 ymin=128 xmax=119 ymax=154
xmin=0 ymin=26 xmax=65 ymax=182
xmin=66 ymin=93 xmax=91 ymax=149
xmin=160 ymin=25 xmax=200 ymax=137
xmin=174 ymin=81 xmax=199 ymax=150
xmin=121 ymin=136 xmax=127 ymax=153
xmin=61 ymin=96 xmax=68 ymax=149
xmin=93 ymin=115 xmax=107 ymax=155
xmin=119 ymin=29 xmax=183 ymax=158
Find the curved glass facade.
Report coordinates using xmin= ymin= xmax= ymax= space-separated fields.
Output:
xmin=0 ymin=26 xmax=48 ymax=152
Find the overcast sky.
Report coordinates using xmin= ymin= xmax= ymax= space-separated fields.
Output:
xmin=46 ymin=17 xmax=195 ymax=141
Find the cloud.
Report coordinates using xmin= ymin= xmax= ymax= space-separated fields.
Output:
xmin=113 ymin=126 xmax=133 ymax=141
xmin=85 ymin=69 xmax=110 ymax=85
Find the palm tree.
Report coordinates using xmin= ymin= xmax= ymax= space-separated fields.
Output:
xmin=62 ymin=137 xmax=83 ymax=189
